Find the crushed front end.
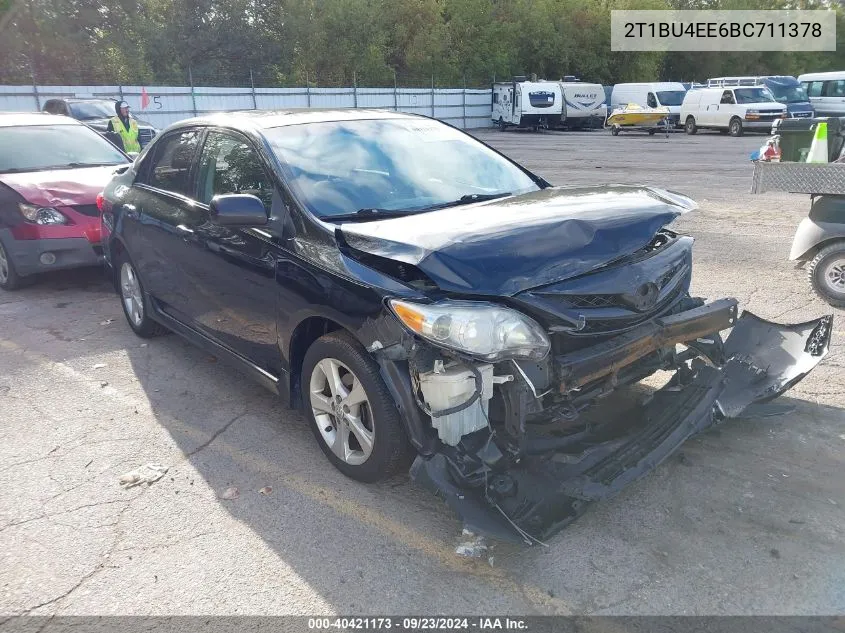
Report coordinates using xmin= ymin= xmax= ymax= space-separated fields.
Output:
xmin=379 ymin=231 xmax=832 ymax=544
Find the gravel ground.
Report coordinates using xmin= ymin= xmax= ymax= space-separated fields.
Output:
xmin=1 ymin=128 xmax=843 ymax=617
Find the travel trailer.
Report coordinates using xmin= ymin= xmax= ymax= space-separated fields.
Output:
xmin=708 ymin=77 xmax=813 ymax=118
xmin=492 ymin=79 xmax=563 ymax=130
xmin=610 ymin=82 xmax=687 ymax=126
xmin=559 ymin=79 xmax=606 ymax=129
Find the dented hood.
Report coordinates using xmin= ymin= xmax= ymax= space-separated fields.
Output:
xmin=340 ymin=185 xmax=696 ymax=296
xmin=0 ymin=165 xmax=121 ymax=207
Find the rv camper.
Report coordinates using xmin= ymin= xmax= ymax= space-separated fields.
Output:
xmin=559 ymin=79 xmax=607 ymax=129
xmin=492 ymin=79 xmax=563 ymax=130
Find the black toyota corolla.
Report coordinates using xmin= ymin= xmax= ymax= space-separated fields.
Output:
xmin=101 ymin=109 xmax=831 ymax=544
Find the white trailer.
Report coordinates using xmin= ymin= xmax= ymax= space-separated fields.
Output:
xmin=492 ymin=79 xmax=563 ymax=130
xmin=559 ymin=80 xmax=607 ymax=129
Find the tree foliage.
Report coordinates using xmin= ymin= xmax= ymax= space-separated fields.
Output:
xmin=1 ymin=0 xmax=843 ymax=86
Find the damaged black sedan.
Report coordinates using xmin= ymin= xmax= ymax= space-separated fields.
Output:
xmin=101 ymin=110 xmax=831 ymax=544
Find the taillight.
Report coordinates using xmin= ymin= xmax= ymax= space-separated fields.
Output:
xmin=96 ymin=192 xmax=105 ymax=213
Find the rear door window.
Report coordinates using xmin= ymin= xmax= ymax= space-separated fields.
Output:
xmin=141 ymin=130 xmax=201 ymax=197
xmin=824 ymin=80 xmax=845 ymax=97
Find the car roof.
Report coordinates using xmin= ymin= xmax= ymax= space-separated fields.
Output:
xmin=0 ymin=112 xmax=82 ymax=127
xmin=45 ymin=97 xmax=115 ymax=103
xmin=798 ymin=71 xmax=845 ymax=82
xmin=171 ymin=108 xmax=425 ymax=132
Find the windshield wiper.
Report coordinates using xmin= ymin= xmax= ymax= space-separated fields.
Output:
xmin=321 ymin=208 xmax=423 ymax=222
xmin=421 ymin=192 xmax=512 ymax=211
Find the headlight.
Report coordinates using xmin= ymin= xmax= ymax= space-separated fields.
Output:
xmin=390 ymin=299 xmax=550 ymax=361
xmin=746 ymin=109 xmax=760 ymax=115
xmin=18 ymin=204 xmax=68 ymax=225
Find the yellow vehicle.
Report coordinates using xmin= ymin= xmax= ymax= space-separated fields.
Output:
xmin=606 ymin=103 xmax=671 ymax=136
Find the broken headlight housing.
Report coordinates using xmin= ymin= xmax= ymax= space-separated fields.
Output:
xmin=390 ymin=299 xmax=550 ymax=361
xmin=18 ymin=204 xmax=68 ymax=225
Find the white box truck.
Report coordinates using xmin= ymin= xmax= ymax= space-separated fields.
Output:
xmin=492 ymin=79 xmax=563 ymax=130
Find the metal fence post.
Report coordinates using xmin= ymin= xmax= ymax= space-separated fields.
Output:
xmin=118 ymin=84 xmax=124 ymax=102
xmin=393 ymin=69 xmax=398 ymax=111
xmin=353 ymin=71 xmax=358 ymax=109
xmin=430 ymin=74 xmax=435 ymax=118
xmin=188 ymin=66 xmax=197 ymax=117
xmin=29 ymin=60 xmax=40 ymax=110
xmin=249 ymin=69 xmax=257 ymax=109
xmin=462 ymin=75 xmax=467 ymax=129
xmin=306 ymin=70 xmax=311 ymax=108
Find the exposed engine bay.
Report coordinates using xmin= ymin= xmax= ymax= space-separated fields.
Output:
xmin=343 ymin=186 xmax=833 ymax=544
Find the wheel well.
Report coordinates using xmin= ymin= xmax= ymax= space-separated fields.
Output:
xmin=288 ymin=316 xmax=344 ymax=409
xmin=804 ymin=237 xmax=845 ymax=262
xmin=686 ymin=115 xmax=695 ymax=123
xmin=108 ymin=238 xmax=127 ymax=292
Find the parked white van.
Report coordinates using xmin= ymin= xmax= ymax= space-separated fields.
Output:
xmin=610 ymin=82 xmax=687 ymax=126
xmin=680 ymin=86 xmax=786 ymax=136
xmin=798 ymin=71 xmax=845 ymax=117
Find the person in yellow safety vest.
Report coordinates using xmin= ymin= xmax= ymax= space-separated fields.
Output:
xmin=107 ymin=100 xmax=140 ymax=153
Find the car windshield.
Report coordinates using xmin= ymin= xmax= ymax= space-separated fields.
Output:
xmin=766 ymin=83 xmax=809 ymax=103
xmin=264 ymin=118 xmax=540 ymax=218
xmin=734 ymin=87 xmax=776 ymax=104
xmin=656 ymin=90 xmax=686 ymax=106
xmin=0 ymin=125 xmax=127 ymax=173
xmin=68 ymin=101 xmax=116 ymax=120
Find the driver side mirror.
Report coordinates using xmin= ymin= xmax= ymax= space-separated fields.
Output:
xmin=209 ymin=193 xmax=268 ymax=227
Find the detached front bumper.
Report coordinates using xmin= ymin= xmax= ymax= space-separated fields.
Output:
xmin=411 ymin=303 xmax=833 ymax=544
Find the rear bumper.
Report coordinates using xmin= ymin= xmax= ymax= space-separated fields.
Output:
xmin=0 ymin=229 xmax=103 ymax=277
xmin=412 ymin=308 xmax=833 ymax=544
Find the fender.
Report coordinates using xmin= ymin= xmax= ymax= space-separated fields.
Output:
xmin=790 ymin=195 xmax=845 ymax=261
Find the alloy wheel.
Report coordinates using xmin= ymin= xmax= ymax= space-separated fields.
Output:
xmin=309 ymin=357 xmax=374 ymax=466
xmin=120 ymin=262 xmax=144 ymax=327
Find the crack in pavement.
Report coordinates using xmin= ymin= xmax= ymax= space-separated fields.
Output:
xmin=183 ymin=411 xmax=248 ymax=459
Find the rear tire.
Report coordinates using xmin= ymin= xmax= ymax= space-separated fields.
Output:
xmin=808 ymin=242 xmax=845 ymax=308
xmin=685 ymin=116 xmax=697 ymax=135
xmin=729 ymin=117 xmax=744 ymax=137
xmin=301 ymin=331 xmax=413 ymax=483
xmin=0 ymin=239 xmax=25 ymax=291
xmin=498 ymin=117 xmax=506 ymax=131
xmin=611 ymin=125 xmax=620 ymax=136
xmin=115 ymin=254 xmax=168 ymax=338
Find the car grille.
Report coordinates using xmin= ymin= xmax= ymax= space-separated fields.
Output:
xmin=512 ymin=237 xmax=693 ymax=341
xmin=550 ymin=260 xmax=685 ymax=312
xmin=70 ymin=204 xmax=99 ymax=217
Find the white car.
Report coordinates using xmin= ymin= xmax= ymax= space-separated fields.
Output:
xmin=681 ymin=86 xmax=786 ymax=136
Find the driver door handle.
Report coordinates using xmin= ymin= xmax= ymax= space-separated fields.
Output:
xmin=176 ymin=224 xmax=194 ymax=234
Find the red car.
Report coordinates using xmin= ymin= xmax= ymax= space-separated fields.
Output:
xmin=0 ymin=112 xmax=130 ymax=290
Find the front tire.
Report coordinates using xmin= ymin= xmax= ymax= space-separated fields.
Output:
xmin=116 ymin=255 xmax=167 ymax=337
xmin=729 ymin=117 xmax=744 ymax=137
xmin=685 ymin=116 xmax=697 ymax=135
xmin=301 ymin=331 xmax=412 ymax=482
xmin=611 ymin=125 xmax=620 ymax=136
xmin=498 ymin=117 xmax=506 ymax=131
xmin=0 ymin=240 xmax=25 ymax=291
xmin=808 ymin=242 xmax=845 ymax=308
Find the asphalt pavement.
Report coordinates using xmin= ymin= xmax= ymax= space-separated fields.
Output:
xmin=1 ymin=128 xmax=843 ymax=616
